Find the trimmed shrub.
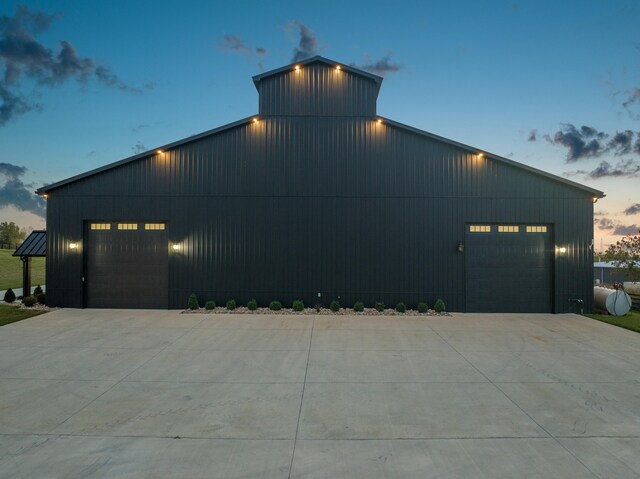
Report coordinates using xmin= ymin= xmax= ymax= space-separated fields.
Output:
xmin=434 ymin=299 xmax=446 ymax=313
xmin=36 ymin=293 xmax=46 ymax=305
xmin=205 ymin=300 xmax=216 ymax=310
xmin=247 ymin=299 xmax=258 ymax=311
xmin=395 ymin=302 xmax=406 ymax=313
xmin=330 ymin=300 xmax=340 ymax=312
xmin=292 ymin=300 xmax=305 ymax=311
xmin=269 ymin=300 xmax=282 ymax=311
xmin=22 ymin=295 xmax=37 ymax=307
xmin=188 ymin=293 xmax=199 ymax=310
xmin=3 ymin=288 xmax=16 ymax=303
xmin=226 ymin=299 xmax=237 ymax=310
xmin=417 ymin=302 xmax=428 ymax=313
xmin=374 ymin=301 xmax=385 ymax=312
xmin=353 ymin=301 xmax=364 ymax=312
xmin=33 ymin=285 xmax=43 ymax=296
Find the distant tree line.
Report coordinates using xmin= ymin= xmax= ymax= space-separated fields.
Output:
xmin=0 ymin=222 xmax=28 ymax=250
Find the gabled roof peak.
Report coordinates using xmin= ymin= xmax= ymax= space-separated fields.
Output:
xmin=252 ymin=55 xmax=384 ymax=89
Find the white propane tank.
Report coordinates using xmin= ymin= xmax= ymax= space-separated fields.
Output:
xmin=593 ymin=287 xmax=632 ymax=316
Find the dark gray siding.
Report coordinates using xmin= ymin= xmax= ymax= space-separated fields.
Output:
xmin=45 ymin=116 xmax=595 ymax=312
xmin=258 ymin=63 xmax=378 ymax=117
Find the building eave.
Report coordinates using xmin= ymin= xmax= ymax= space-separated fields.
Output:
xmin=251 ymin=55 xmax=384 ymax=91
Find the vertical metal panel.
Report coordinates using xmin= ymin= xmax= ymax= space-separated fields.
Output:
xmin=46 ymin=113 xmax=595 ymax=312
xmin=258 ymin=63 xmax=377 ymax=117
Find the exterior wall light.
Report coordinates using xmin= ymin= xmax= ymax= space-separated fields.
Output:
xmin=556 ymin=246 xmax=567 ymax=254
xmin=171 ymin=244 xmax=181 ymax=252
xmin=43 ymin=194 xmax=48 ymax=200
xmin=69 ymin=242 xmax=78 ymax=250
xmin=457 ymin=241 xmax=464 ymax=253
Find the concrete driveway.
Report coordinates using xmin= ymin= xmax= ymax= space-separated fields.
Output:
xmin=1 ymin=310 xmax=639 ymax=478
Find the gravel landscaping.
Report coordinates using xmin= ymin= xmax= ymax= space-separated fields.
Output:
xmin=183 ymin=306 xmax=451 ymax=316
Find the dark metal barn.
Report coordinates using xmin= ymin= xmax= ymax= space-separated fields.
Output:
xmin=37 ymin=56 xmax=604 ymax=312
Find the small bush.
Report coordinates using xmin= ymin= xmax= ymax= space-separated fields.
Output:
xmin=33 ymin=285 xmax=43 ymax=296
xmin=205 ymin=300 xmax=216 ymax=310
xmin=36 ymin=293 xmax=46 ymax=305
xmin=269 ymin=300 xmax=282 ymax=311
xmin=3 ymin=288 xmax=16 ymax=303
xmin=374 ymin=301 xmax=385 ymax=312
xmin=292 ymin=300 xmax=305 ymax=311
xmin=395 ymin=302 xmax=406 ymax=313
xmin=247 ymin=298 xmax=257 ymax=311
xmin=417 ymin=302 xmax=428 ymax=313
xmin=188 ymin=293 xmax=199 ymax=310
xmin=22 ymin=295 xmax=37 ymax=307
xmin=330 ymin=300 xmax=340 ymax=312
xmin=434 ymin=299 xmax=446 ymax=313
xmin=314 ymin=303 xmax=322 ymax=312
xmin=226 ymin=299 xmax=237 ymax=310
xmin=353 ymin=301 xmax=364 ymax=312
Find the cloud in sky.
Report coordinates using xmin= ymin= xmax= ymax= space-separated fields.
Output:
xmin=0 ymin=5 xmax=143 ymax=125
xmin=285 ymin=21 xmax=318 ymax=62
xmin=0 ymin=162 xmax=45 ymax=217
xmin=545 ymin=124 xmax=640 ymax=162
xmin=218 ymin=34 xmax=268 ymax=69
xmin=613 ymin=224 xmax=639 ymax=235
xmin=352 ymin=54 xmax=402 ymax=76
xmin=565 ymin=159 xmax=640 ymax=180
xmin=623 ymin=203 xmax=640 ymax=215
xmin=594 ymin=217 xmax=615 ymax=230
xmin=528 ymin=129 xmax=537 ymax=142
xmin=131 ymin=142 xmax=146 ymax=154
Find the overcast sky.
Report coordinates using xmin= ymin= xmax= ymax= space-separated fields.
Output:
xmin=1 ymin=0 xmax=639 ymax=249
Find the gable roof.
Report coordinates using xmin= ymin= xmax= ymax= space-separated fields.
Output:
xmin=36 ymin=56 xmax=604 ymax=198
xmin=13 ymin=230 xmax=46 ymax=257
xmin=252 ymin=55 xmax=384 ymax=91
xmin=380 ymin=117 xmax=605 ymax=198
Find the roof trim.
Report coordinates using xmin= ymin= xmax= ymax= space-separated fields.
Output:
xmin=380 ymin=116 xmax=605 ymax=198
xmin=252 ymin=55 xmax=384 ymax=90
xmin=13 ymin=230 xmax=46 ymax=257
xmin=37 ymin=116 xmax=256 ymax=194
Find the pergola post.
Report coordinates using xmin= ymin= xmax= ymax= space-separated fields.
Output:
xmin=21 ymin=256 xmax=31 ymax=298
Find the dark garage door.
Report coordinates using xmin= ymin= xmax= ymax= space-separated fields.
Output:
xmin=465 ymin=224 xmax=553 ymax=313
xmin=85 ymin=222 xmax=168 ymax=308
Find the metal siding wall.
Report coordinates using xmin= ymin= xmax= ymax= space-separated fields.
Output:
xmin=259 ymin=64 xmax=377 ymax=117
xmin=47 ymin=117 xmax=594 ymax=312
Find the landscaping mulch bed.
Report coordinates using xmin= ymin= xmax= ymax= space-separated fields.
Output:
xmin=183 ymin=306 xmax=450 ymax=316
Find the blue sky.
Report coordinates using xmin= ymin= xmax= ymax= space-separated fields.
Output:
xmin=1 ymin=0 xmax=639 ymax=249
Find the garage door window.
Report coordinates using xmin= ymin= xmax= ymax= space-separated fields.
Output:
xmin=144 ymin=223 xmax=165 ymax=230
xmin=498 ymin=225 xmax=519 ymax=233
xmin=117 ymin=223 xmax=138 ymax=230
xmin=526 ymin=226 xmax=548 ymax=233
xmin=469 ymin=225 xmax=491 ymax=232
xmin=90 ymin=223 xmax=110 ymax=230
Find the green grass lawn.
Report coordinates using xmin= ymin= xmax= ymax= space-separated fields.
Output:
xmin=0 ymin=249 xmax=46 ymax=291
xmin=0 ymin=304 xmax=47 ymax=326
xmin=586 ymin=309 xmax=640 ymax=333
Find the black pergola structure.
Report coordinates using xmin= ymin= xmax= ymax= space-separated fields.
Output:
xmin=13 ymin=230 xmax=46 ymax=297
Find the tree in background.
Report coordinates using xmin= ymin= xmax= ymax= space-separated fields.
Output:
xmin=604 ymin=229 xmax=640 ymax=281
xmin=0 ymin=222 xmax=27 ymax=249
